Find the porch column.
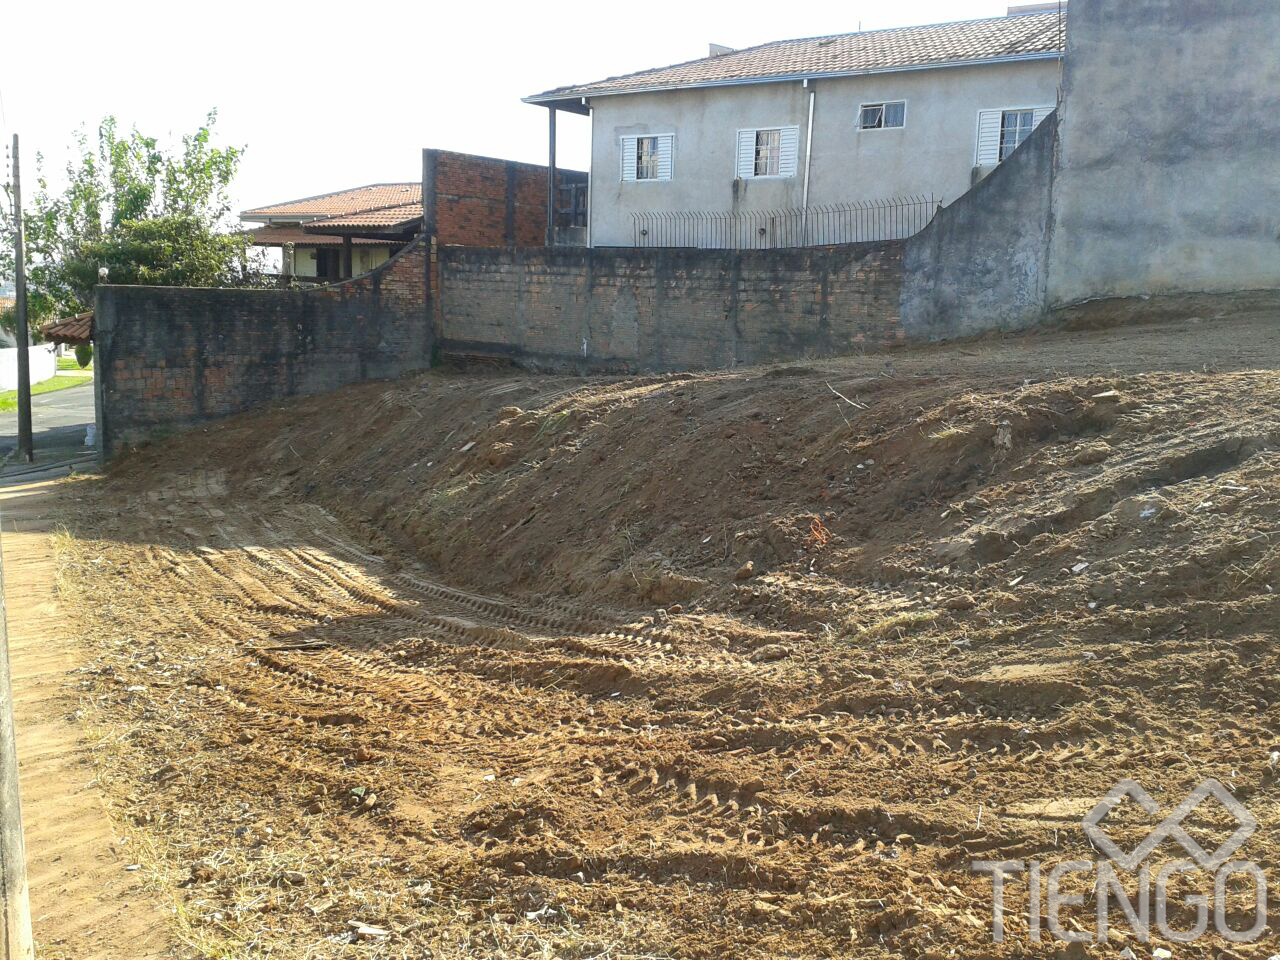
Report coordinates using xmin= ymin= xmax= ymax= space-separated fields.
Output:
xmin=342 ymin=236 xmax=353 ymax=279
xmin=546 ymin=107 xmax=557 ymax=247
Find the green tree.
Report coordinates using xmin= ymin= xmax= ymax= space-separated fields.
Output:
xmin=66 ymin=215 xmax=250 ymax=290
xmin=0 ymin=112 xmax=259 ymax=336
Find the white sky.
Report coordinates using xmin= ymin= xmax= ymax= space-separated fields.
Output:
xmin=2 ymin=0 xmax=1016 ymax=219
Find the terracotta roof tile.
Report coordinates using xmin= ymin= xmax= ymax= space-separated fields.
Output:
xmin=242 ymin=183 xmax=420 ymax=220
xmin=246 ymin=226 xmax=389 ymax=247
xmin=43 ymin=311 xmax=93 ymax=345
xmin=303 ymin=203 xmax=423 ymax=231
xmin=527 ymin=12 xmax=1064 ymax=101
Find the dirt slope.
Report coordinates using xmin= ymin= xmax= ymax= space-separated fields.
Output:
xmin=53 ymin=314 xmax=1280 ymax=958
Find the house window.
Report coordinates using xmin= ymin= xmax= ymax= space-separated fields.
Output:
xmin=999 ymin=109 xmax=1037 ymax=160
xmin=636 ymin=136 xmax=660 ymax=180
xmin=754 ymin=129 xmax=781 ymax=176
xmin=859 ymin=101 xmax=906 ymax=130
xmin=620 ymin=134 xmax=674 ymax=182
xmin=976 ymin=106 xmax=1053 ymax=167
xmin=736 ymin=126 xmax=800 ymax=179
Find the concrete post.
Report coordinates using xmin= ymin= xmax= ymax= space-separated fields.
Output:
xmin=546 ymin=107 xmax=558 ymax=247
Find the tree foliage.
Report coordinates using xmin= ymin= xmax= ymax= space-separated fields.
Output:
xmin=67 ymin=215 xmax=251 ymax=291
xmin=1 ymin=112 xmax=258 ymax=335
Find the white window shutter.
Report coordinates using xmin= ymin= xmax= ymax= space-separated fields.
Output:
xmin=657 ymin=135 xmax=673 ymax=180
xmin=1032 ymin=106 xmax=1054 ymax=129
xmin=778 ymin=126 xmax=800 ymax=178
xmin=736 ymin=130 xmax=756 ymax=179
xmin=975 ymin=110 xmax=1002 ymax=166
xmin=620 ymin=137 xmax=638 ymax=182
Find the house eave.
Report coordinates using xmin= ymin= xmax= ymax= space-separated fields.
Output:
xmin=523 ymin=50 xmax=1063 ymax=107
xmin=239 ymin=214 xmax=316 ymax=226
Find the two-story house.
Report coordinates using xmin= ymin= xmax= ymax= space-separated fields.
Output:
xmin=525 ymin=4 xmax=1065 ymax=248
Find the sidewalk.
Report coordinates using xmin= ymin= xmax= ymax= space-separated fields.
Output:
xmin=1 ymin=479 xmax=173 ymax=958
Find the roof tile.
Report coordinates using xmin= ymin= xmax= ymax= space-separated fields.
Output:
xmin=304 ymin=203 xmax=423 ymax=231
xmin=527 ymin=12 xmax=1064 ymax=101
xmin=242 ymin=183 xmax=420 ymax=220
xmin=43 ymin=311 xmax=93 ymax=345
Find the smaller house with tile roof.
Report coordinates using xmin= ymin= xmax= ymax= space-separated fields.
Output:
xmin=526 ymin=4 xmax=1066 ymax=248
xmin=241 ymin=149 xmax=591 ymax=278
xmin=241 ymin=183 xmax=422 ymax=281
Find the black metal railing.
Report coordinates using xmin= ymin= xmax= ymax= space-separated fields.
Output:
xmin=632 ymin=195 xmax=939 ymax=249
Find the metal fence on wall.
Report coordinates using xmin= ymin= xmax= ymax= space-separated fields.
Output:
xmin=632 ymin=195 xmax=939 ymax=250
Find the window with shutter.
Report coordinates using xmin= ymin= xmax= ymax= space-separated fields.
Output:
xmin=619 ymin=134 xmax=674 ymax=182
xmin=975 ymin=106 xmax=1053 ymax=166
xmin=736 ymin=126 xmax=800 ymax=179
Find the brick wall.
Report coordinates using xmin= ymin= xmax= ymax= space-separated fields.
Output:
xmin=95 ymin=238 xmax=430 ymax=458
xmin=437 ymin=242 xmax=905 ymax=371
xmin=424 ymin=149 xmax=586 ymax=248
xmin=95 ymin=160 xmax=906 ymax=460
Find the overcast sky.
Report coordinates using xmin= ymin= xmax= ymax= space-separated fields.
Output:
xmin=2 ymin=0 xmax=1020 ymax=220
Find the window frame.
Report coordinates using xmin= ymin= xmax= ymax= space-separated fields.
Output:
xmin=753 ymin=128 xmax=782 ymax=177
xmin=635 ymin=135 xmax=661 ymax=181
xmin=974 ymin=105 xmax=1054 ymax=167
xmin=735 ymin=125 xmax=800 ymax=180
xmin=857 ymin=100 xmax=908 ymax=132
xmin=619 ymin=133 xmax=675 ymax=183
xmin=998 ymin=108 xmax=1037 ymax=161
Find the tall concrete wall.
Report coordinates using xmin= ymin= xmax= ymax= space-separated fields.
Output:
xmin=95 ymin=239 xmax=430 ymax=458
xmin=1047 ymin=0 xmax=1280 ymax=305
xmin=901 ymin=114 xmax=1057 ymax=339
xmin=901 ymin=0 xmax=1280 ymax=336
xmin=437 ymin=242 xmax=905 ymax=371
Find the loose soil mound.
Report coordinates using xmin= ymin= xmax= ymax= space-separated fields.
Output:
xmin=58 ymin=316 xmax=1280 ymax=958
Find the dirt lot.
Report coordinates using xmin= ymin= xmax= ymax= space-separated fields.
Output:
xmin=49 ymin=313 xmax=1280 ymax=958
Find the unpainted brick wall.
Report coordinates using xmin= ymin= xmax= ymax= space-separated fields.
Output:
xmin=437 ymin=242 xmax=905 ymax=371
xmin=95 ymin=238 xmax=430 ymax=458
xmin=426 ymin=149 xmax=585 ymax=248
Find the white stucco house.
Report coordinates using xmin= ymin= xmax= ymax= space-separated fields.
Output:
xmin=525 ymin=4 xmax=1066 ymax=248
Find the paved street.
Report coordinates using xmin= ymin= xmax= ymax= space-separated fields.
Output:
xmin=0 ymin=379 xmax=96 ymax=457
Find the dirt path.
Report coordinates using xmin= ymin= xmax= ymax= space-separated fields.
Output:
xmin=1 ymin=480 xmax=173 ymax=959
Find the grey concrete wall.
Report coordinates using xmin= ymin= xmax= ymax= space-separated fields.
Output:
xmin=437 ymin=242 xmax=906 ymax=371
xmin=1047 ymin=0 xmax=1280 ymax=304
xmin=589 ymin=61 xmax=1060 ymax=247
xmin=900 ymin=0 xmax=1280 ymax=336
xmin=901 ymin=112 xmax=1057 ymax=339
xmin=95 ymin=239 xmax=431 ymax=458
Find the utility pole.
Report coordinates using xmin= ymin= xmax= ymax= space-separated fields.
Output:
xmin=10 ymin=136 xmax=32 ymax=463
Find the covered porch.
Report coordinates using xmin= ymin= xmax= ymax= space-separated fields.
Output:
xmin=530 ymin=98 xmax=591 ymax=246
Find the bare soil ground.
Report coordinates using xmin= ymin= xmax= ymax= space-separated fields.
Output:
xmin=47 ymin=314 xmax=1280 ymax=958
